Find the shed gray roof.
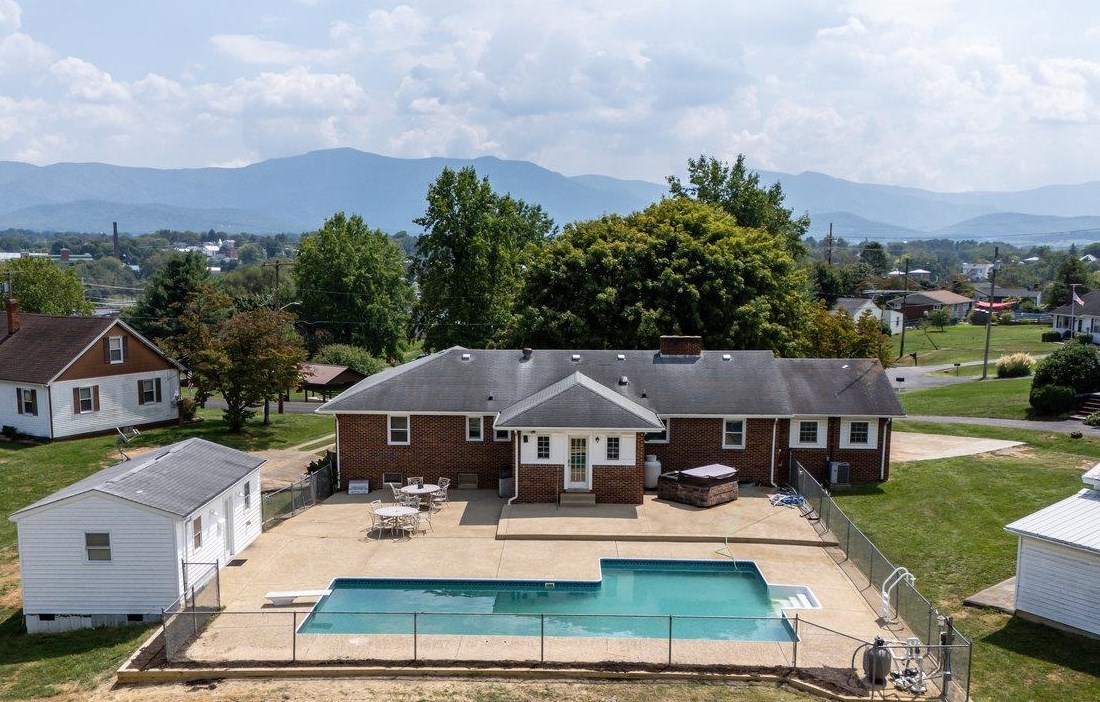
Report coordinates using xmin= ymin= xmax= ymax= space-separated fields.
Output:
xmin=495 ymin=372 xmax=663 ymax=430
xmin=1005 ymin=488 xmax=1100 ymax=556
xmin=10 ymin=438 xmax=265 ymax=520
xmin=318 ymin=348 xmax=904 ymax=419
xmin=834 ymin=298 xmax=880 ymax=318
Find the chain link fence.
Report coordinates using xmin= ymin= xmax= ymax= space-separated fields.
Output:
xmin=261 ymin=452 xmax=336 ymax=530
xmin=162 ymin=561 xmax=222 ymax=662
xmin=794 ymin=462 xmax=972 ymax=700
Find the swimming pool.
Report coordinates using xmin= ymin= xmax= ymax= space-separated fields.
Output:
xmin=299 ymin=559 xmax=816 ymax=642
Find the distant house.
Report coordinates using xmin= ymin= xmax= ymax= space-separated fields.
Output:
xmin=9 ymin=438 xmax=264 ymax=633
xmin=833 ymin=297 xmax=903 ymax=335
xmin=1081 ymin=254 xmax=1097 ymax=263
xmin=299 ymin=363 xmax=368 ymax=401
xmin=886 ymin=290 xmax=973 ymax=322
xmin=972 ymin=284 xmax=1042 ymax=307
xmin=0 ymin=300 xmax=181 ymax=439
xmin=317 ymin=337 xmax=905 ymax=504
xmin=887 ymin=268 xmax=932 ymax=283
xmin=1050 ymin=291 xmax=1100 ymax=342
xmin=1004 ymin=461 xmax=1100 ymax=638
xmin=961 ymin=263 xmax=996 ymax=281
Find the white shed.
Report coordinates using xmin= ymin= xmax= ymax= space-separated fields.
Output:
xmin=9 ymin=438 xmax=264 ymax=633
xmin=1004 ymin=462 xmax=1100 ymax=638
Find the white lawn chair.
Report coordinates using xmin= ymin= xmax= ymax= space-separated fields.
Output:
xmin=368 ymin=500 xmax=393 ymax=538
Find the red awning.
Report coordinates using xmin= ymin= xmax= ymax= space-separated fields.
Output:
xmin=974 ymin=300 xmax=1016 ymax=310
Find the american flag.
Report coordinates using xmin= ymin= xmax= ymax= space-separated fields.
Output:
xmin=186 ymin=370 xmax=193 ymax=389
xmin=1073 ymin=291 xmax=1085 ymax=306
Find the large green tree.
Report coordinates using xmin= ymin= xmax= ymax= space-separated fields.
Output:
xmin=413 ymin=166 xmax=554 ymax=350
xmin=667 ymin=154 xmax=810 ymax=256
xmin=295 ymin=212 xmax=413 ymax=359
xmin=187 ymin=308 xmax=306 ymax=432
xmin=125 ymin=251 xmax=214 ymax=345
xmin=0 ymin=256 xmax=93 ymax=315
xmin=508 ymin=198 xmax=809 ymax=354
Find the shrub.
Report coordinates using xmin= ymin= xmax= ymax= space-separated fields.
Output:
xmin=1077 ymin=333 xmax=1094 ymax=345
xmin=1 ymin=425 xmax=17 ymax=439
xmin=996 ymin=311 xmax=1016 ymax=325
xmin=1071 ymin=430 xmax=1084 ymax=439
xmin=1063 ymin=330 xmax=1073 ymax=340
xmin=997 ymin=353 xmax=1035 ymax=378
xmin=1084 ymin=412 xmax=1100 ymax=427
xmin=177 ymin=397 xmax=199 ymax=422
xmin=312 ymin=343 xmax=387 ymax=376
xmin=1033 ymin=343 xmax=1100 ymax=393
xmin=1041 ymin=331 xmax=1063 ymax=342
xmin=1029 ymin=384 xmax=1075 ymax=415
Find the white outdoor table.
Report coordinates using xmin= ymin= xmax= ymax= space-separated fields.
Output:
xmin=400 ymin=484 xmax=439 ymax=495
xmin=375 ymin=505 xmax=418 ymax=519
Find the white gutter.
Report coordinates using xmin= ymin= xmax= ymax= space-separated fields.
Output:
xmin=507 ymin=436 xmax=520 ymax=505
xmin=880 ymin=418 xmax=891 ymax=480
xmin=769 ymin=417 xmax=778 ymax=486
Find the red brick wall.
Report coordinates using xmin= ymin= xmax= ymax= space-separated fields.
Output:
xmin=592 ymin=464 xmax=644 ymax=504
xmin=781 ymin=417 xmax=892 ymax=485
xmin=515 ymin=464 xmax=560 ymax=503
xmin=658 ymin=336 xmax=702 ymax=356
xmin=336 ymin=414 xmax=512 ymax=489
xmin=646 ymin=418 xmax=779 ymax=483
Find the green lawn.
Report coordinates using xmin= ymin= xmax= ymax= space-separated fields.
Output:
xmin=900 ymin=377 xmax=1036 ymax=419
xmin=835 ymin=423 xmax=1100 ymax=702
xmin=892 ymin=323 xmax=1053 ymax=367
xmin=0 ymin=410 xmax=333 ymax=700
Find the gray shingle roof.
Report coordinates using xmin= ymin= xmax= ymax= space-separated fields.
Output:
xmin=495 ymin=371 xmax=663 ymax=430
xmin=1050 ymin=290 xmax=1100 ymax=317
xmin=834 ymin=298 xmax=879 ymax=318
xmin=318 ymin=347 xmax=904 ymax=419
xmin=10 ymin=438 xmax=265 ymax=520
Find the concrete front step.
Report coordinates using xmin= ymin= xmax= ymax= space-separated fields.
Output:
xmin=558 ymin=491 xmax=597 ymax=507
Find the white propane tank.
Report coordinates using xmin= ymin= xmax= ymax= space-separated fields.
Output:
xmin=644 ymin=454 xmax=662 ymax=489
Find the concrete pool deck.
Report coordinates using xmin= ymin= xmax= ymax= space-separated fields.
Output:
xmin=172 ymin=488 xmax=915 ymax=669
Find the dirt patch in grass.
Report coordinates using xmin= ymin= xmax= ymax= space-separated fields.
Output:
xmin=0 ymin=560 xmax=21 ymax=611
xmin=985 ymin=445 xmax=1037 ymax=460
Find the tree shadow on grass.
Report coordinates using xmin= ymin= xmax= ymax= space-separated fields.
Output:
xmin=0 ymin=609 xmax=152 ymax=667
xmin=981 ymin=615 xmax=1100 ymax=677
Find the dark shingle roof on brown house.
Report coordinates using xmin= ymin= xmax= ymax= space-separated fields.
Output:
xmin=0 ymin=313 xmax=117 ymax=384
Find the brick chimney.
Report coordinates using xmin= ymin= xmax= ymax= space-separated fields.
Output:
xmin=6 ymin=298 xmax=20 ymax=335
xmin=658 ymin=335 xmax=702 ymax=356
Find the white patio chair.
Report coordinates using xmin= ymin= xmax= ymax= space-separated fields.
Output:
xmin=415 ymin=509 xmax=434 ymax=535
xmin=403 ymin=492 xmax=422 ymax=510
xmin=389 ymin=483 xmax=404 ymax=504
xmin=397 ymin=512 xmax=420 ymax=538
xmin=431 ymin=486 xmax=449 ymax=511
xmin=407 ymin=476 xmax=424 ymax=486
xmin=367 ymin=500 xmax=391 ymax=538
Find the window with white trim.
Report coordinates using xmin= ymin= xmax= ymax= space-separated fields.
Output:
xmin=848 ymin=421 xmax=869 ymax=445
xmin=606 ymin=436 xmax=620 ymax=461
xmin=77 ymin=386 xmax=94 ymax=413
xmin=388 ymin=415 xmax=409 ymax=445
xmin=790 ymin=418 xmax=826 ymax=448
xmin=243 ymin=480 xmax=252 ymax=510
xmin=493 ymin=420 xmax=511 ymax=441
xmin=645 ymin=419 xmax=669 ymax=443
xmin=798 ymin=421 xmax=818 ymax=444
xmin=191 ymin=517 xmax=203 ymax=549
xmin=85 ymin=532 xmax=111 ymax=561
xmin=140 ymin=379 xmax=158 ymax=404
xmin=536 ymin=435 xmax=550 ymax=459
xmin=722 ymin=418 xmax=745 ymax=449
xmin=466 ymin=415 xmax=483 ymax=441
xmin=107 ymin=336 xmax=124 ymax=363
xmin=840 ymin=418 xmax=878 ymax=449
xmin=16 ymin=388 xmax=38 ymax=416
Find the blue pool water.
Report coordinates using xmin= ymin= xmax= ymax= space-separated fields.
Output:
xmin=298 ymin=559 xmax=796 ymax=641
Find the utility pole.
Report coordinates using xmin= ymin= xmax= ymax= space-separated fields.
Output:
xmin=898 ymin=258 xmax=910 ymax=359
xmin=825 ymin=223 xmax=834 ymax=266
xmin=261 ymin=259 xmax=294 ymax=310
xmin=979 ymin=247 xmax=999 ymax=380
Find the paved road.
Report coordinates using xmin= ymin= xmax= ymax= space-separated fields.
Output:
xmin=202 ymin=398 xmax=325 ymax=415
xmin=904 ymin=415 xmax=1096 ymax=434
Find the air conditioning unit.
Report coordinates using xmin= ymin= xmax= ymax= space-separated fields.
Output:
xmin=829 ymin=461 xmax=850 ymax=485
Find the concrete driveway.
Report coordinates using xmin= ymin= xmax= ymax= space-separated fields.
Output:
xmin=891 ymin=431 xmax=1024 ymax=462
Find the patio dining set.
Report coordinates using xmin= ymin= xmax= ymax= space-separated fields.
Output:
xmin=367 ymin=477 xmax=450 ymax=539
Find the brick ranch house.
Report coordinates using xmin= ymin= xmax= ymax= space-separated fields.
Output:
xmin=317 ymin=336 xmax=905 ymax=504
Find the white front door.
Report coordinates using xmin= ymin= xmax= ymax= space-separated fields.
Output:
xmin=566 ymin=436 xmax=589 ymax=490
xmin=223 ymin=496 xmax=235 ymax=558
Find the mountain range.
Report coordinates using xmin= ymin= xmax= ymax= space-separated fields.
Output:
xmin=1 ymin=148 xmax=1099 ymax=246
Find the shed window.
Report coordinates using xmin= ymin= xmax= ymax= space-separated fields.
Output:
xmin=16 ymin=388 xmax=38 ymax=416
xmin=85 ymin=532 xmax=111 ymax=561
xmin=191 ymin=517 xmax=203 ymax=549
xmin=243 ymin=480 xmax=252 ymax=510
xmin=606 ymin=436 xmax=620 ymax=461
xmin=466 ymin=416 xmax=483 ymax=441
xmin=536 ymin=435 xmax=550 ymax=459
xmin=388 ymin=415 xmax=409 ymax=445
xmin=723 ymin=419 xmax=745 ymax=449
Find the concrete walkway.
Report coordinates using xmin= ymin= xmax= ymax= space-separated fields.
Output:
xmin=905 ymin=414 xmax=1098 ymax=433
xmin=964 ymin=577 xmax=1016 ymax=614
xmin=890 ymin=432 xmax=1025 ymax=462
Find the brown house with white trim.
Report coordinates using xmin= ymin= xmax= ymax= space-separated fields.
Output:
xmin=317 ymin=337 xmax=905 ymax=505
xmin=0 ymin=300 xmax=182 ymax=439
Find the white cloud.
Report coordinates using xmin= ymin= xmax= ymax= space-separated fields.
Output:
xmin=210 ymin=34 xmax=343 ymax=66
xmin=0 ymin=0 xmax=21 ymax=34
xmin=817 ymin=17 xmax=867 ymax=39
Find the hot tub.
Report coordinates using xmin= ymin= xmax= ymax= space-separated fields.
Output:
xmin=656 ymin=464 xmax=739 ymax=507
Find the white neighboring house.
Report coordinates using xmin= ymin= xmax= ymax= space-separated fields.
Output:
xmin=0 ymin=300 xmax=181 ymax=439
xmin=1050 ymin=290 xmax=1100 ymax=343
xmin=1004 ymin=462 xmax=1100 ymax=639
xmin=833 ymin=297 xmax=904 ymax=335
xmin=962 ymin=262 xmax=996 ymax=281
xmin=9 ymin=438 xmax=264 ymax=633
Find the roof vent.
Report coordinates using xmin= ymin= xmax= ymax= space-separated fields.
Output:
xmin=722 ymin=354 xmax=731 ymax=362
xmin=618 ymin=375 xmax=629 ymax=386
xmin=521 ymin=347 xmax=533 ymax=360
xmin=461 ymin=353 xmax=472 ymax=362
xmin=616 ymin=353 xmax=626 ymax=361
xmin=571 ymin=354 xmax=581 ymax=363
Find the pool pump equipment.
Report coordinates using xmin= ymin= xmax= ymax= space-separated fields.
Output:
xmin=854 ymin=620 xmax=955 ymax=699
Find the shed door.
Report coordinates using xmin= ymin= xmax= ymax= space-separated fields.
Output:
xmin=223 ymin=496 xmax=235 ymax=558
xmin=566 ymin=437 xmax=589 ymax=490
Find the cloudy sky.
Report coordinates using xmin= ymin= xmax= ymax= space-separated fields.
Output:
xmin=1 ymin=0 xmax=1098 ymax=191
